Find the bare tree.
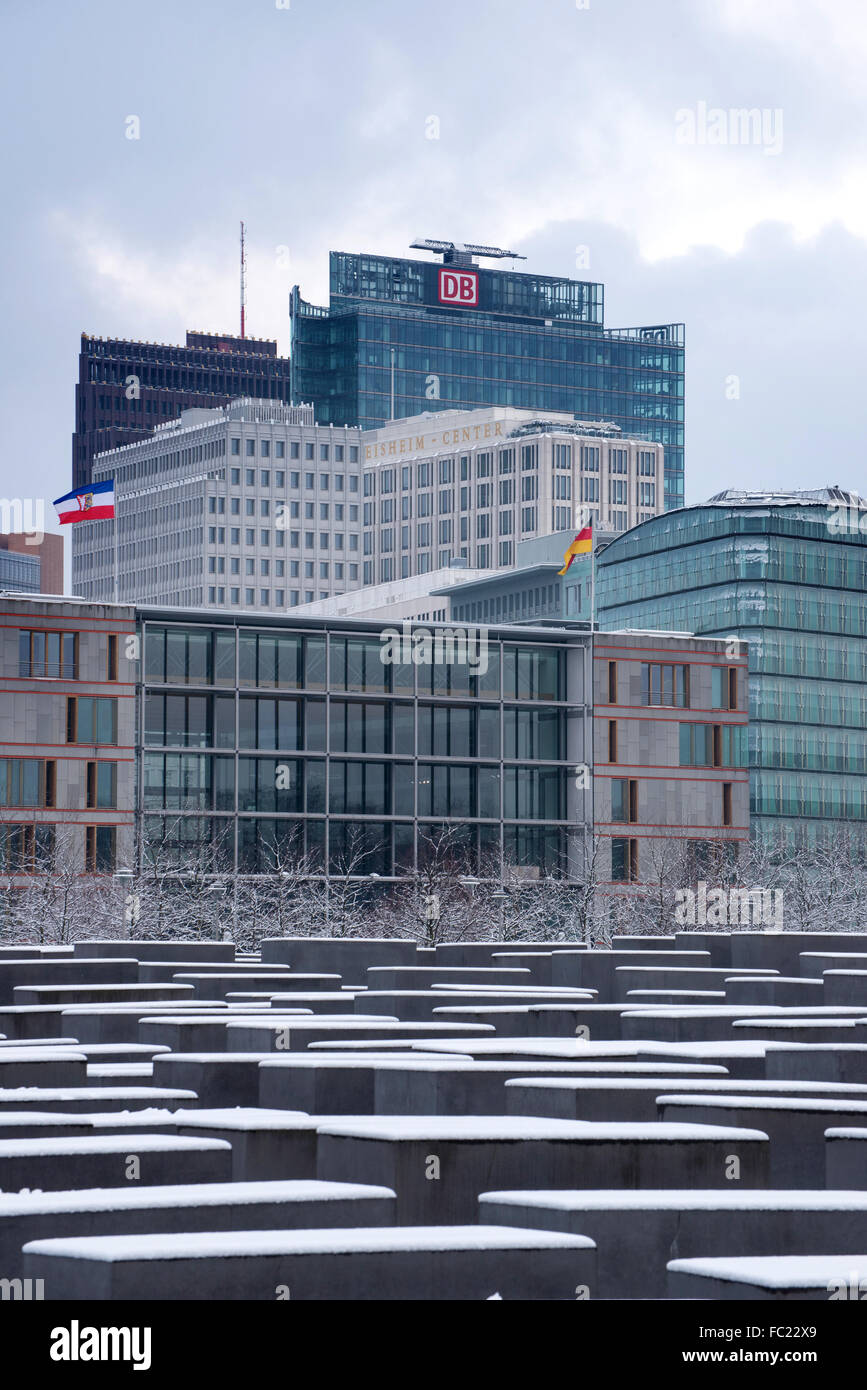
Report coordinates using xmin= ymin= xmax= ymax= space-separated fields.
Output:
xmin=373 ymin=824 xmax=480 ymax=946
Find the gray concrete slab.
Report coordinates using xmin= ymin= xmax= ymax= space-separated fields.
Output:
xmin=0 ymin=1133 xmax=233 ymax=1190
xmin=668 ymin=1254 xmax=867 ymax=1300
xmin=23 ymin=1224 xmax=596 ymax=1301
xmin=480 ymin=1189 xmax=867 ymax=1299
xmin=0 ymin=1179 xmax=397 ymax=1277
xmin=316 ymin=1116 xmax=769 ymax=1222
xmin=825 ymin=1128 xmax=867 ymax=1189
xmin=657 ymin=1094 xmax=867 ymax=1187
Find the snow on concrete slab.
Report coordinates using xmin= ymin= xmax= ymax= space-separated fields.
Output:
xmin=258 ymin=1052 xmax=469 ymax=1067
xmin=23 ymin=1225 xmax=595 ymax=1262
xmin=0 ymin=1050 xmax=89 ymax=1062
xmin=170 ymin=1108 xmax=314 ymax=1130
xmin=504 ymin=1078 xmax=867 ymax=1097
xmin=314 ymin=1116 xmax=768 ymax=1142
xmin=481 ymin=1189 xmax=867 ymax=1212
xmin=398 ymin=1039 xmax=652 ymax=1058
xmin=86 ymin=1064 xmax=154 ymax=1078
xmin=0 ymin=1179 xmax=396 ymax=1216
xmin=667 ymin=1254 xmax=867 ymax=1289
xmin=732 ymin=1017 xmax=864 ymax=1030
xmin=0 ymin=1134 xmax=231 ymax=1157
xmin=657 ymin=1094 xmax=867 ymax=1113
xmin=0 ymin=1087 xmax=196 ymax=1102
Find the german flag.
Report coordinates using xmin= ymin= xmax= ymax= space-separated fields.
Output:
xmin=558 ymin=523 xmax=593 ymax=575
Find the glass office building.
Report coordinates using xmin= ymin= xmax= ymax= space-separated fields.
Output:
xmin=290 ymin=250 xmax=685 ymax=510
xmin=139 ymin=610 xmax=588 ymax=880
xmin=596 ymin=488 xmax=867 ymax=848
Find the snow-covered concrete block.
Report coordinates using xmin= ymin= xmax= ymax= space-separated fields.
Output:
xmin=23 ymin=1224 xmax=595 ymax=1301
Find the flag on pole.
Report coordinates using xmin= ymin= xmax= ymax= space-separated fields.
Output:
xmin=53 ymin=479 xmax=115 ymax=524
xmin=558 ymin=522 xmax=593 ymax=575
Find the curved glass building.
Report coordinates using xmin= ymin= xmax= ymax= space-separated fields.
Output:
xmin=596 ymin=488 xmax=867 ymax=848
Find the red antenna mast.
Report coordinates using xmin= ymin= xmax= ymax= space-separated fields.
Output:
xmin=240 ymin=220 xmax=247 ymax=340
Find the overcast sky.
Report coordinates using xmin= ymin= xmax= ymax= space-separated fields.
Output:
xmin=1 ymin=0 xmax=865 ymax=552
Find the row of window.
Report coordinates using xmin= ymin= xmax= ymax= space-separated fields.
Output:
xmin=19 ymin=631 xmax=119 ymax=683
xmin=144 ymin=813 xmax=568 ymax=877
xmin=602 ymin=661 xmax=739 ymax=711
xmin=207 ymin=558 xmax=358 ymax=580
xmin=604 ymin=718 xmax=747 ymax=768
xmin=610 ymin=835 xmax=739 ymax=883
xmin=362 ymin=444 xmax=659 ymax=494
xmin=143 ymin=696 xmax=567 ymax=756
xmin=206 ymin=526 xmax=359 ymax=550
xmin=144 ymin=628 xmax=565 ymax=700
xmin=0 ymin=758 xmax=117 ymax=809
xmin=229 ymin=441 xmax=359 ymax=464
xmin=143 ymin=754 xmax=566 ymax=820
xmin=0 ymin=823 xmax=116 ymax=874
xmin=210 ymin=497 xmax=359 ymax=520
xmin=610 ymin=776 xmax=734 ymax=827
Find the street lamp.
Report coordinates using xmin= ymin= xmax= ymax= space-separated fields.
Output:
xmin=491 ymin=887 xmax=509 ymax=940
xmin=207 ymin=879 xmax=234 ymax=943
xmin=112 ymin=868 xmax=135 ymax=940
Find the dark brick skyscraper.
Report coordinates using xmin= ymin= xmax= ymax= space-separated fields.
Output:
xmin=72 ymin=330 xmax=291 ymax=489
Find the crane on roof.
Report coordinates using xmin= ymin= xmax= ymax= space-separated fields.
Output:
xmin=409 ymin=238 xmax=526 ymax=267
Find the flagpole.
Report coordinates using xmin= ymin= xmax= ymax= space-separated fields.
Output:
xmin=113 ymin=503 xmax=119 ymax=604
xmin=590 ymin=523 xmax=595 ymax=632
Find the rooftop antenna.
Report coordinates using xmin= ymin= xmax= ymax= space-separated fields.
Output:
xmin=240 ymin=221 xmax=247 ymax=340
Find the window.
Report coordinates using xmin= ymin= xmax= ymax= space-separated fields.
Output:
xmin=611 ymin=777 xmax=638 ymax=823
xmin=19 ymin=630 xmax=77 ymax=679
xmin=0 ymin=823 xmax=54 ymax=873
xmin=712 ymin=666 xmax=739 ymax=710
xmin=612 ymin=837 xmax=638 ymax=882
xmin=107 ymin=634 xmax=118 ymax=681
xmin=67 ymin=697 xmax=117 ymax=745
xmin=0 ymin=758 xmax=55 ymax=807
xmin=230 ymin=466 xmax=240 ymax=483
xmin=642 ymin=663 xmax=689 ymax=708
xmin=608 ymin=719 xmax=617 ymax=763
xmin=85 ymin=825 xmax=116 ymax=873
xmin=679 ymin=722 xmax=747 ymax=768
xmin=231 ymin=439 xmax=240 ymax=456
xmin=607 ymin=660 xmax=617 ymax=704
xmin=86 ymin=760 xmax=117 ymax=809
xmin=723 ymin=782 xmax=733 ymax=827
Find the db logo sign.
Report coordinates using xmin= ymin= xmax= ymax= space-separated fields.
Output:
xmin=438 ymin=268 xmax=478 ymax=306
